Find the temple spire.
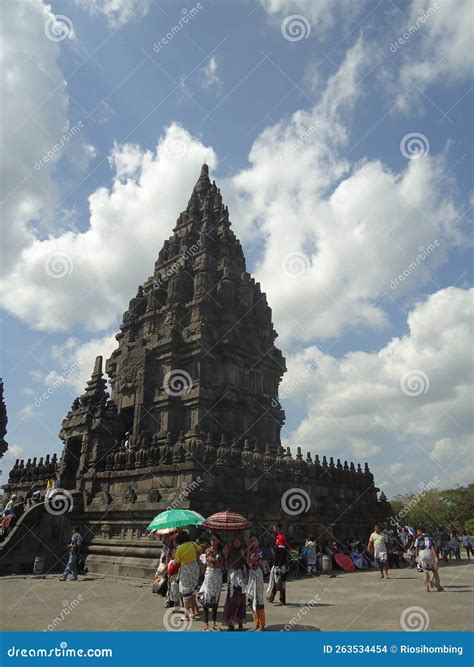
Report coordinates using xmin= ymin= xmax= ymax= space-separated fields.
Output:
xmin=80 ymin=356 xmax=108 ymax=411
xmin=194 ymin=163 xmax=211 ymax=196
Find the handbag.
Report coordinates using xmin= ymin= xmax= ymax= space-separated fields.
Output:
xmin=152 ymin=575 xmax=168 ymax=596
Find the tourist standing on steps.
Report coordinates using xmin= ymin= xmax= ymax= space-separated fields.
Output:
xmin=414 ymin=528 xmax=444 ymax=592
xmin=246 ymin=534 xmax=266 ymax=631
xmin=198 ymin=533 xmax=224 ymax=631
xmin=267 ymin=523 xmax=289 ymax=605
xmin=60 ymin=527 xmax=83 ymax=581
xmin=222 ymin=536 xmax=247 ymax=631
xmin=368 ymin=525 xmax=389 ymax=579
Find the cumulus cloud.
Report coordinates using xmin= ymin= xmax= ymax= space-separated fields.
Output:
xmin=280 ymin=287 xmax=473 ymax=496
xmin=0 ymin=124 xmax=216 ymax=331
xmin=229 ymin=39 xmax=464 ymax=344
xmin=0 ymin=0 xmax=69 ymax=274
xmin=384 ymin=0 xmax=473 ymax=111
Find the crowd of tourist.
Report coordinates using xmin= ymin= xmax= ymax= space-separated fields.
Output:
xmin=151 ymin=522 xmax=471 ymax=630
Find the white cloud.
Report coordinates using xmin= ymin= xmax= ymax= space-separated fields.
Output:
xmin=200 ymin=56 xmax=222 ymax=90
xmin=280 ymin=287 xmax=473 ymax=496
xmin=50 ymin=333 xmax=118 ymax=393
xmin=228 ymin=38 xmax=464 ymax=345
xmin=261 ymin=0 xmax=368 ymax=38
xmin=385 ymin=0 xmax=473 ymax=111
xmin=0 ymin=0 xmax=70 ymax=275
xmin=0 ymin=124 xmax=217 ymax=331
xmin=0 ymin=33 xmax=466 ymax=353
xmin=74 ymin=0 xmax=150 ymax=28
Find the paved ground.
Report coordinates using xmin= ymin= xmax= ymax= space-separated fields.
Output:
xmin=1 ymin=561 xmax=472 ymax=633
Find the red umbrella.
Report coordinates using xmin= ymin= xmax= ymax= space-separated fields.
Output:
xmin=203 ymin=511 xmax=251 ymax=531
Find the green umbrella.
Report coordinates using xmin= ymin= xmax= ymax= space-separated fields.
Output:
xmin=146 ymin=508 xmax=205 ymax=532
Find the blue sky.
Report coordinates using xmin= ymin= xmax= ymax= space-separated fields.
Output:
xmin=1 ymin=0 xmax=472 ymax=497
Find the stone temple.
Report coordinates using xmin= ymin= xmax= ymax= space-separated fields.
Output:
xmin=1 ymin=165 xmax=390 ymax=577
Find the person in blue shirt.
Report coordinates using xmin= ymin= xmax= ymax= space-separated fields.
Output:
xmin=60 ymin=527 xmax=83 ymax=581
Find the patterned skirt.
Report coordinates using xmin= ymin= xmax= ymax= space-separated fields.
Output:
xmin=222 ymin=568 xmax=247 ymax=625
xmin=178 ymin=561 xmax=200 ymax=599
xmin=418 ymin=548 xmax=436 ymax=572
xmin=198 ymin=567 xmax=223 ymax=609
xmin=246 ymin=568 xmax=264 ymax=611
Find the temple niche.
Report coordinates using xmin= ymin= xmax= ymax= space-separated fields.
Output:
xmin=2 ymin=165 xmax=390 ymax=577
